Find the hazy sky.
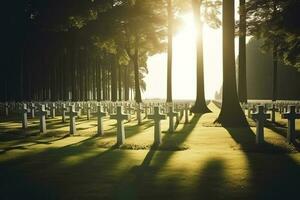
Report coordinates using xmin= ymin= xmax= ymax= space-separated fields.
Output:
xmin=144 ymin=2 xmax=248 ymax=100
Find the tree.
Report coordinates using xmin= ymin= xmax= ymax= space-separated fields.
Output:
xmin=238 ymin=0 xmax=247 ymax=103
xmin=246 ymin=0 xmax=300 ymax=101
xmin=191 ymin=0 xmax=211 ymax=113
xmin=191 ymin=0 xmax=220 ymax=113
xmin=166 ymin=0 xmax=173 ymax=103
xmin=215 ymin=0 xmax=248 ymax=127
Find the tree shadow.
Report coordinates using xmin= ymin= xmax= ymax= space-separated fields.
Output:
xmin=125 ymin=114 xmax=202 ymax=199
xmin=193 ymin=158 xmax=229 ymax=200
xmin=265 ymin=121 xmax=300 ymax=151
xmin=0 ymin=134 xmax=132 ymax=199
xmin=224 ymin=126 xmax=300 ymax=199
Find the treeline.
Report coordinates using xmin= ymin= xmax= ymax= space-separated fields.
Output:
xmin=0 ymin=0 xmax=167 ymax=102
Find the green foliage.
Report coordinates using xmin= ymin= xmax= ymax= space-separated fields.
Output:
xmin=246 ymin=0 xmax=300 ymax=68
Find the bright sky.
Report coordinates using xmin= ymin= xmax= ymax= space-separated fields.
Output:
xmin=144 ymin=3 xmax=249 ymax=100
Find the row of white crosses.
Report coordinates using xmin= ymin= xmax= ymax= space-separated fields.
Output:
xmin=250 ymin=104 xmax=300 ymax=144
xmin=1 ymin=101 xmax=193 ymax=147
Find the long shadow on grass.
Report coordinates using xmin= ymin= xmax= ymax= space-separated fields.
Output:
xmin=125 ymin=114 xmax=202 ymax=199
xmin=225 ymin=126 xmax=300 ymax=199
xmin=265 ymin=121 xmax=300 ymax=151
xmin=0 ymin=134 xmax=134 ymax=199
xmin=193 ymin=158 xmax=228 ymax=200
xmin=141 ymin=114 xmax=201 ymax=166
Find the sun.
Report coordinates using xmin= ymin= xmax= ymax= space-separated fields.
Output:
xmin=144 ymin=13 xmax=223 ymax=100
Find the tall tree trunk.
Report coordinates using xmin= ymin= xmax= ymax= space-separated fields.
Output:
xmin=215 ymin=0 xmax=248 ymax=127
xmin=272 ymin=1 xmax=278 ymax=102
xmin=102 ymin=68 xmax=107 ymax=100
xmin=118 ymin=65 xmax=122 ymax=101
xmin=272 ymin=46 xmax=278 ymax=101
xmin=166 ymin=0 xmax=173 ymax=103
xmin=238 ymin=0 xmax=247 ymax=103
xmin=124 ymin=65 xmax=129 ymax=101
xmin=111 ymin=59 xmax=118 ymax=102
xmin=133 ymin=37 xmax=142 ymax=103
xmin=97 ymin=61 xmax=102 ymax=101
xmin=191 ymin=0 xmax=211 ymax=113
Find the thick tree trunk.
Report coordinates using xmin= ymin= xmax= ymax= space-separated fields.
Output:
xmin=215 ymin=0 xmax=248 ymax=127
xmin=238 ymin=0 xmax=247 ymax=103
xmin=166 ymin=0 xmax=173 ymax=103
xmin=191 ymin=0 xmax=211 ymax=113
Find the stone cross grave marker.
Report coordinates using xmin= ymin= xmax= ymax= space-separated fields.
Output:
xmin=167 ymin=105 xmax=178 ymax=133
xmin=29 ymin=103 xmax=36 ymax=118
xmin=97 ymin=105 xmax=107 ymax=136
xmin=86 ymin=103 xmax=91 ymax=120
xmin=38 ymin=105 xmax=48 ymax=133
xmin=185 ymin=104 xmax=190 ymax=124
xmin=110 ymin=106 xmax=130 ymax=146
xmin=66 ymin=105 xmax=78 ymax=135
xmin=270 ymin=104 xmax=279 ymax=123
xmin=61 ymin=103 xmax=68 ymax=123
xmin=76 ymin=103 xmax=83 ymax=118
xmin=148 ymin=106 xmax=166 ymax=145
xmin=50 ymin=103 xmax=56 ymax=118
xmin=21 ymin=103 xmax=28 ymax=130
xmin=251 ymin=105 xmax=271 ymax=144
xmin=282 ymin=105 xmax=300 ymax=143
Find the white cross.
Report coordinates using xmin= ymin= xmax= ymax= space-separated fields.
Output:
xmin=282 ymin=105 xmax=300 ymax=143
xmin=270 ymin=104 xmax=279 ymax=123
xmin=29 ymin=103 xmax=36 ymax=118
xmin=97 ymin=105 xmax=107 ymax=136
xmin=76 ymin=103 xmax=83 ymax=118
xmin=50 ymin=103 xmax=56 ymax=118
xmin=148 ymin=106 xmax=166 ymax=145
xmin=21 ymin=104 xmax=28 ymax=130
xmin=167 ymin=106 xmax=178 ymax=133
xmin=251 ymin=105 xmax=270 ymax=144
xmin=110 ymin=106 xmax=130 ymax=146
xmin=61 ymin=103 xmax=68 ymax=123
xmin=66 ymin=105 xmax=78 ymax=135
xmin=37 ymin=105 xmax=48 ymax=133
xmin=86 ymin=103 xmax=91 ymax=120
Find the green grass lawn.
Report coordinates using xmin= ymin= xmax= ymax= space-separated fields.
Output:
xmin=0 ymin=103 xmax=299 ymax=200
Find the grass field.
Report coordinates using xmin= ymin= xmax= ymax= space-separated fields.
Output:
xmin=0 ymin=103 xmax=299 ymax=200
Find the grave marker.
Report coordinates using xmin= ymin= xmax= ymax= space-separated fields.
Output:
xmin=38 ymin=105 xmax=48 ymax=133
xmin=21 ymin=104 xmax=28 ymax=130
xmin=110 ymin=106 xmax=130 ymax=146
xmin=66 ymin=105 xmax=78 ymax=135
xmin=251 ymin=105 xmax=270 ymax=144
xmin=148 ymin=106 xmax=166 ymax=145
xmin=282 ymin=105 xmax=300 ymax=143
xmin=97 ymin=105 xmax=107 ymax=136
xmin=167 ymin=106 xmax=178 ymax=133
xmin=61 ymin=103 xmax=67 ymax=123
